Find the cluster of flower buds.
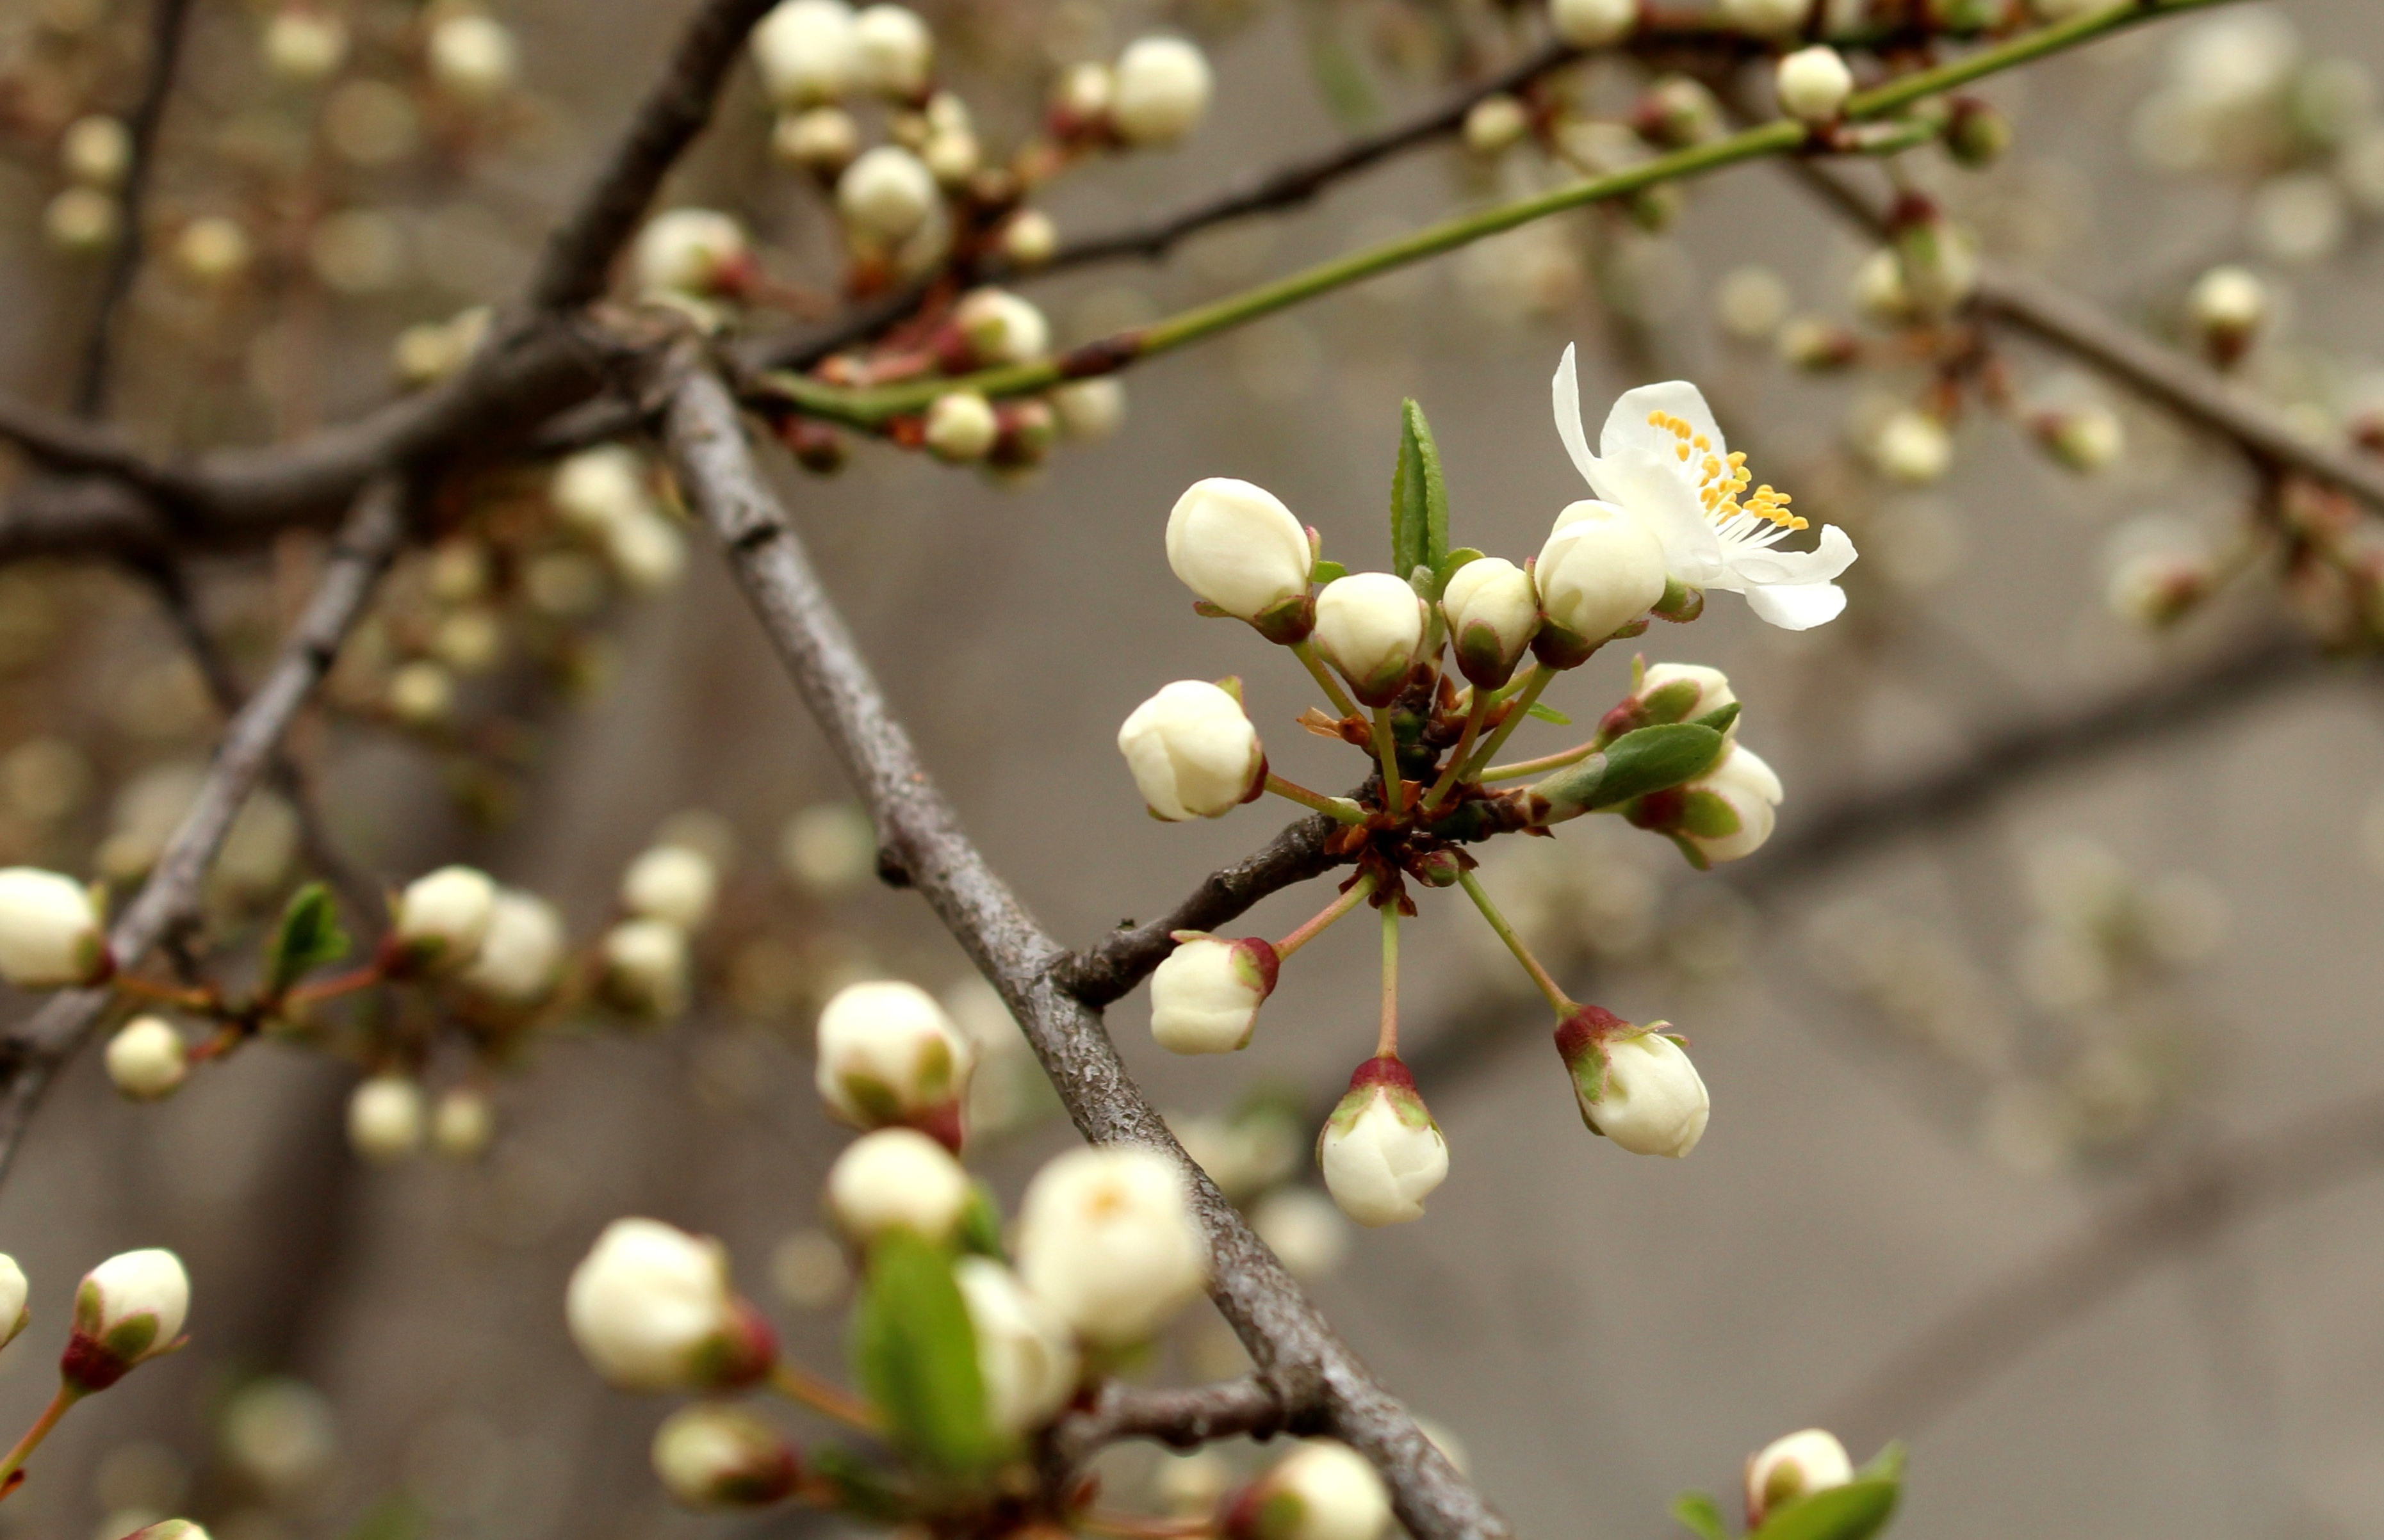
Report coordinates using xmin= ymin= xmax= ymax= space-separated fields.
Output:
xmin=550 ymin=446 xmax=690 ymax=599
xmin=44 ymin=114 xmax=129 ymax=255
xmin=1048 ymin=36 xmax=1215 ymax=150
xmin=599 ymin=830 xmax=724 ymax=1020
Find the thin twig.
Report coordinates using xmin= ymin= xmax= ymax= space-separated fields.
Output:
xmin=73 ymin=0 xmax=198 ymax=414
xmin=1047 ymin=1376 xmax=1291 ymax=1473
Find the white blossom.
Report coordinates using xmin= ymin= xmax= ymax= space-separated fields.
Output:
xmin=1548 ymin=0 xmax=1633 ymax=47
xmin=954 ymin=1256 xmax=1080 ymax=1437
xmin=1745 ymin=1429 xmax=1854 ymax=1527
xmin=1226 ymin=1440 xmax=1392 ymax=1540
xmin=1150 ymin=933 xmax=1278 ymax=1053
xmin=393 ymin=865 xmax=496 ymax=972
xmin=1318 ymin=1058 xmax=1449 ymax=1226
xmin=459 ymin=888 xmax=567 ymax=1006
xmin=652 ymin=1404 xmax=799 ymax=1509
xmin=1558 ymin=1011 xmax=1710 ymax=1158
xmin=621 ymin=845 xmax=719 ymax=930
xmin=753 ymin=0 xmax=856 ymax=106
xmin=1871 ymin=408 xmax=1952 ymax=485
xmin=0 ymin=867 xmax=108 ymax=989
xmin=815 ymin=979 xmax=973 ymax=1144
xmin=1165 ymin=478 xmax=1315 ymax=638
xmin=1112 ymin=37 xmax=1212 ymax=145
xmin=953 ymin=288 xmax=1049 ymax=365
xmin=1532 ymin=502 xmax=1668 ymax=661
xmin=1001 ymin=209 xmax=1058 ymax=268
xmin=773 ymin=105 xmax=860 ymax=172
xmin=601 ymin=919 xmax=690 ymax=1018
xmin=633 ymin=209 xmax=751 ymax=302
xmin=837 ymin=145 xmax=936 ymax=241
xmin=263 ymin=8 xmax=348 ymax=82
xmin=1313 ymin=572 xmax=1428 ymax=707
xmin=60 ymin=115 xmax=131 ymax=187
xmin=566 ymin=1219 xmax=773 ymax=1391
xmin=430 ymin=1087 xmax=495 ymax=1160
xmin=427 ymin=13 xmax=518 ymax=101
xmin=851 ymin=3 xmax=931 ymax=96
xmin=1118 ymin=681 xmax=1266 ymax=822
xmin=1777 ymin=46 xmax=1853 ymax=123
xmin=1250 ymin=1187 xmax=1350 ymax=1280
xmin=1673 ymin=743 xmax=1783 ymax=865
xmin=67 ymin=1247 xmax=189 ymax=1390
xmin=0 ymin=1256 xmax=22 ymax=1353
xmin=1440 ymin=556 xmax=1540 ymax=688
xmin=106 ymin=1017 xmax=188 ymax=1102
xmin=1016 ymin=1147 xmax=1206 ymax=1347
xmin=347 ymin=1075 xmax=426 ymax=1163
xmin=1052 ymin=377 xmax=1125 ymax=440
xmin=826 ymin=1127 xmax=971 ymax=1241
xmin=2188 ymin=264 xmax=2267 ymax=362
xmin=924 ymin=391 xmax=998 ymax=462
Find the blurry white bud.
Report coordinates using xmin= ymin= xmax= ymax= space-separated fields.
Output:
xmin=2188 ymin=264 xmax=2267 ymax=365
xmin=826 ymin=1127 xmax=971 ymax=1241
xmin=2032 ymin=403 xmax=2124 ymax=474
xmin=1549 ymin=0 xmax=1633 ymax=47
xmin=1318 ymin=1057 xmax=1449 ymax=1226
xmin=264 ymin=8 xmax=348 ymax=82
xmin=386 ymin=660 xmax=453 ymax=726
xmin=634 ymin=209 xmax=753 ymax=301
xmin=566 ymin=1218 xmax=775 ymax=1392
xmin=653 ymin=1404 xmax=799 ymax=1509
xmin=1722 ymin=0 xmax=1812 ymax=34
xmin=780 ymin=803 xmax=876 ymax=893
xmin=1557 ymin=1016 xmax=1709 ymax=1156
xmin=1745 ymin=1429 xmax=1853 ymax=1527
xmin=1777 ymin=47 xmax=1853 ymax=124
xmin=1314 ymin=572 xmax=1428 ymax=708
xmin=347 ymin=1075 xmax=425 ymax=1163
xmin=924 ymin=391 xmax=998 ymax=461
xmin=601 ymin=919 xmax=691 ymax=1018
xmin=106 ymin=1017 xmax=188 ymax=1103
xmin=954 ymin=1256 xmax=1079 ymax=1437
xmin=772 ymin=106 xmax=860 ymax=173
xmin=1670 ymin=742 xmax=1783 ymax=864
xmin=621 ymin=845 xmax=719 ymax=930
xmin=753 ymin=0 xmax=857 ymax=106
xmin=1533 ymin=502 xmax=1669 ymax=665
xmin=1000 ymin=209 xmax=1057 ymax=268
xmin=1050 ymin=377 xmax=1124 ymax=439
xmin=427 ymin=13 xmax=517 ymax=101
xmin=2106 ymin=549 xmax=2210 ymax=628
xmin=1054 ymin=62 xmax=1113 ymax=122
xmin=954 ymin=288 xmax=1049 ymax=364
xmin=1441 ymin=556 xmax=1540 ymax=689
xmin=1871 ymin=409 xmax=1952 ymax=484
xmin=393 ymin=865 xmax=496 ymax=972
xmin=922 ymin=88 xmax=968 ymax=135
xmin=1463 ymin=94 xmax=1530 ymax=156
xmin=606 ymin=511 xmax=688 ymax=592
xmin=0 ymin=1256 xmax=24 ymax=1354
xmin=1166 ymin=478 xmax=1315 ymax=638
xmin=60 ymin=115 xmax=131 ymax=188
xmin=221 ymin=1377 xmax=336 ymax=1496
xmin=1250 ymin=1187 xmax=1350 ymax=1280
xmin=815 ymin=980 xmax=973 ymax=1145
xmin=459 ymin=888 xmax=566 ymax=1005
xmin=1016 ymin=1147 xmax=1206 ymax=1347
xmin=1893 ymin=215 xmax=1978 ymax=318
xmin=918 ymin=127 xmax=976 ymax=186
xmin=390 ymin=306 xmax=489 ymax=387
xmin=0 ymin=867 xmax=109 ymax=989
xmin=1118 ymin=681 xmax=1265 ymax=822
xmin=430 ymin=1087 xmax=495 ymax=1159
xmin=1224 ymin=1440 xmax=1392 ymax=1540
xmin=123 ymin=1523 xmax=210 ymax=1540
xmin=45 ymin=188 xmax=120 ymax=254
xmin=1150 ymin=934 xmax=1278 ymax=1052
xmin=66 ymin=1248 xmax=190 ymax=1391
xmin=851 ymin=4 xmax=931 ymax=96
xmin=552 ymin=444 xmax=657 ymax=530
xmin=1850 ymin=248 xmax=1910 ymax=326
xmin=174 ymin=217 xmax=252 ymax=285
xmin=1112 ymin=37 xmax=1212 ymax=145
xmin=1714 ymin=266 xmax=1791 ymax=341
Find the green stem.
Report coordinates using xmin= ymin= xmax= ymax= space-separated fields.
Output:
xmin=1369 ymin=707 xmax=1405 ymax=815
xmin=1456 ymin=869 xmax=1576 ymax=1017
xmin=1264 ymin=773 xmax=1367 ymax=825
xmin=1460 ymin=665 xmax=1553 ymax=783
xmin=1376 ymin=900 xmax=1400 ymax=1060
xmin=1289 ymin=640 xmax=1362 ymax=720
xmin=769 ymin=1361 xmax=880 ymax=1432
xmin=1274 ymin=873 xmax=1376 ymax=959
xmin=762 ymin=0 xmax=2236 ymax=430
xmin=1479 ymin=740 xmax=1598 ymax=783
xmin=1419 ymin=691 xmax=1493 ymax=813
xmin=0 ymin=1385 xmax=81 ymax=1500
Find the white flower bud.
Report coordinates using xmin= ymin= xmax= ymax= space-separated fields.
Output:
xmin=923 ymin=126 xmax=980 ymax=185
xmin=601 ymin=919 xmax=690 ymax=1019
xmin=1118 ymin=681 xmax=1266 ymax=822
xmin=566 ymin=1218 xmax=775 ymax=1392
xmin=815 ymin=980 xmax=973 ymax=1145
xmin=1463 ymin=94 xmax=1529 ymax=156
xmin=347 ymin=1075 xmax=425 ymax=1163
xmin=1054 ymin=61 xmax=1113 ymax=121
xmin=1745 ymin=1429 xmax=1853 ymax=1527
xmin=174 ymin=216 xmax=251 ymax=284
xmin=386 ymin=660 xmax=453 ymax=726
xmin=1113 ymin=37 xmax=1211 ymax=145
xmin=264 ymin=8 xmax=348 ymax=82
xmin=60 ymin=115 xmax=131 ymax=188
xmin=427 ymin=13 xmax=517 ymax=101
xmin=1251 ymin=1187 xmax=1350 ymax=1280
xmin=954 ymin=288 xmax=1049 ymax=364
xmin=1318 ymin=1057 xmax=1449 ymax=1227
xmin=621 ymin=845 xmax=719 ymax=930
xmin=1870 ymin=409 xmax=1952 ymax=485
xmin=2188 ymin=264 xmax=2267 ymax=364
xmin=2033 ymin=403 xmax=2124 ymax=475
xmin=1441 ymin=557 xmax=1540 ymax=689
xmin=1532 ymin=502 xmax=1668 ymax=665
xmin=124 ymin=1523 xmax=210 ymax=1540
xmin=635 ymin=209 xmax=752 ymax=302
xmin=1624 ymin=661 xmax=1736 ymax=730
xmin=1165 ymin=478 xmax=1316 ymax=638
xmin=1314 ymin=572 xmax=1428 ymax=708
xmin=1016 ymin=1147 xmax=1206 ymax=1347
xmin=552 ymin=444 xmax=655 ymax=530
xmin=0 ymin=867 xmax=108 ymax=989
xmin=1000 ymin=209 xmax=1058 ymax=267
xmin=1150 ymin=933 xmax=1278 ymax=1053
xmin=0 ymin=1256 xmax=28 ymax=1352
xmin=826 ymin=1127 xmax=971 ymax=1242
xmin=1043 ymin=381 xmax=1123 ymax=446
xmin=772 ymin=106 xmax=860 ymax=172
xmin=653 ymin=1403 xmax=800 ymax=1509
xmin=838 ymin=145 xmax=936 ymax=241
xmin=458 ymin=888 xmax=566 ymax=1006
xmin=106 ymin=1017 xmax=188 ymax=1102
xmin=851 ymin=3 xmax=931 ymax=96
xmin=431 ymin=1087 xmax=494 ymax=1159
xmin=753 ymin=0 xmax=856 ymax=105
xmin=924 ymin=391 xmax=997 ymax=461
xmin=393 ymin=864 xmax=497 ymax=972
xmin=45 ymin=187 xmax=120 ymax=254
xmin=1722 ymin=0 xmax=1813 ymax=34
xmin=1777 ymin=46 xmax=1853 ymax=123
xmin=1659 ymin=741 xmax=1783 ymax=864
xmin=1224 ymin=1440 xmax=1392 ymax=1540
xmin=954 ymin=1256 xmax=1079 ymax=1437
xmin=66 ymin=1247 xmax=189 ymax=1391
xmin=1548 ymin=0 xmax=1633 ymax=47
xmin=1556 ymin=1009 xmax=1710 ymax=1157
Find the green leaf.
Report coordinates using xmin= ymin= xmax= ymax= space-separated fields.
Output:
xmin=1855 ymin=1443 xmax=1906 ymax=1485
xmin=851 ymin=1229 xmax=995 ymax=1480
xmin=1671 ymin=1491 xmax=1731 ymax=1540
xmin=1524 ymin=702 xmax=1572 ymax=725
xmin=810 ymin=1444 xmax=913 ymax=1523
xmin=1749 ymin=1480 xmax=1901 ymax=1540
xmin=263 ymin=882 xmax=350 ymax=998
xmin=1389 ymin=399 xmax=1450 ymax=585
xmin=958 ymin=1181 xmax=1008 ymax=1261
xmin=1435 ymin=547 xmax=1484 ymax=587
xmin=1310 ymin=558 xmax=1348 ymax=585
xmin=1593 ymin=724 xmax=1725 ymax=807
xmin=1692 ymin=702 xmax=1742 ymax=736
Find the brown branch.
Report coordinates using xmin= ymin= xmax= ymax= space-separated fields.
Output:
xmin=0 ymin=480 xmax=404 ymax=1181
xmin=1047 ymin=1375 xmax=1291 ymax=1471
xmin=73 ymin=0 xmax=197 ymax=414
xmin=653 ymin=360 xmax=1506 ymax=1540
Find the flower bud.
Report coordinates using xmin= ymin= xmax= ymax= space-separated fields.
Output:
xmin=653 ymin=1404 xmax=800 ymax=1509
xmin=1318 ymin=1057 xmax=1449 ymax=1227
xmin=347 ymin=1074 xmax=425 ymax=1163
xmin=772 ymin=106 xmax=860 ymax=173
xmin=1223 ymin=1439 xmax=1392 ymax=1540
xmin=1052 ymin=61 xmax=1113 ymax=126
xmin=1555 ymin=1008 xmax=1709 ymax=1158
xmin=837 ymin=145 xmax=936 ymax=241
xmin=601 ymin=919 xmax=690 ymax=1019
xmin=924 ymin=391 xmax=997 ymax=461
xmin=1945 ymin=97 xmax=2009 ymax=168
xmin=2032 ymin=403 xmax=2123 ymax=474
xmin=1462 ymin=95 xmax=1529 ymax=156
xmin=0 ymin=867 xmax=109 ymax=989
xmin=64 ymin=1247 xmax=190 ymax=1392
xmin=954 ymin=1256 xmax=1079 ymax=1437
xmin=2107 ymin=549 xmax=2210 ymax=629
xmin=1118 ymin=681 xmax=1266 ymax=822
xmin=1165 ymin=478 xmax=1316 ymax=642
xmin=1745 ymin=1429 xmax=1853 ymax=1527
xmin=1870 ymin=409 xmax=1952 ymax=485
xmin=1626 ymin=741 xmax=1782 ymax=866
xmin=826 ymin=1127 xmax=971 ymax=1242
xmin=1441 ymin=557 xmax=1540 ymax=689
xmin=922 ymin=126 xmax=979 ymax=185
xmin=815 ymin=980 xmax=973 ymax=1147
xmin=45 ymin=187 xmax=120 ymax=254
xmin=1605 ymin=661 xmax=1735 ymax=738
xmin=1548 ymin=0 xmax=1633 ymax=47
xmin=427 ymin=13 xmax=518 ymax=102
xmin=1776 ymin=47 xmax=1853 ymax=124
xmin=1113 ymin=37 xmax=1211 ymax=145
xmin=1150 ymin=933 xmax=1278 ymax=1053
xmin=0 ymin=1255 xmax=28 ymax=1352
xmin=264 ymin=8 xmax=347 ymax=82
xmin=1000 ymin=209 xmax=1058 ymax=267
xmin=386 ymin=660 xmax=453 ymax=726
xmin=1016 ymin=1147 xmax=1206 ymax=1347
xmin=1532 ymin=503 xmax=1668 ymax=667
xmin=567 ymin=1219 xmax=774 ymax=1392
xmin=1250 ymin=1188 xmax=1349 ymax=1281
xmin=1640 ymin=76 xmax=1724 ymax=149
xmin=753 ymin=0 xmax=856 ymax=106
xmin=634 ymin=209 xmax=753 ymax=302
xmin=122 ymin=1523 xmax=209 ymax=1540
xmin=1777 ymin=316 xmax=1859 ymax=372
xmin=2188 ymin=264 xmax=2267 ymax=366
xmin=1051 ymin=377 xmax=1125 ymax=440
xmin=459 ymin=888 xmax=567 ymax=1006
xmin=60 ymin=115 xmax=132 ymax=188
xmin=177 ymin=216 xmax=250 ymax=286
xmin=106 ymin=1017 xmax=188 ymax=1102
xmin=1720 ymin=0 xmax=1811 ymax=34
xmin=851 ymin=3 xmax=931 ymax=97
xmin=1891 ymin=208 xmax=1979 ymax=319
xmin=621 ymin=845 xmax=719 ymax=930
xmin=952 ymin=287 xmax=1050 ymax=366
xmin=1313 ymin=573 xmax=1427 ymax=709
xmin=431 ymin=1087 xmax=494 ymax=1160
xmin=391 ymin=865 xmax=496 ymax=973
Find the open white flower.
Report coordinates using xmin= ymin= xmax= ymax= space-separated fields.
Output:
xmin=1551 ymin=345 xmax=1856 ymax=629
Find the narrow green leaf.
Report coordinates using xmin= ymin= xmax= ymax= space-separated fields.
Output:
xmin=1855 ymin=1443 xmax=1906 ymax=1484
xmin=1692 ymin=702 xmax=1742 ymax=736
xmin=1671 ymin=1491 xmax=1731 ymax=1540
xmin=1749 ymin=1480 xmax=1900 ymax=1540
xmin=851 ymin=1230 xmax=995 ymax=1479
xmin=1537 ymin=723 xmax=1725 ymax=818
xmin=958 ymin=1181 xmax=1007 ymax=1261
xmin=1435 ymin=547 xmax=1484 ymax=587
xmin=1389 ymin=399 xmax=1450 ymax=583
xmin=1310 ymin=558 xmax=1349 ymax=585
xmin=264 ymin=882 xmax=350 ymax=998
xmin=1524 ymin=702 xmax=1572 ymax=725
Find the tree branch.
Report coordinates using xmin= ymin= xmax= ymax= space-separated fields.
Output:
xmin=653 ymin=361 xmax=1506 ymax=1540
xmin=72 ymin=0 xmax=197 ymax=415
xmin=1047 ymin=1375 xmax=1291 ymax=1472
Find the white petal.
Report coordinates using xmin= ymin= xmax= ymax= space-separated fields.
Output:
xmin=1551 ymin=344 xmax=1601 ymax=489
xmin=1743 ymin=581 xmax=1847 ymax=630
xmin=1598 ymin=448 xmax=1726 ymax=585
xmin=1600 ymin=380 xmax=1728 ymax=463
xmin=1722 ymin=523 xmax=1859 ymax=587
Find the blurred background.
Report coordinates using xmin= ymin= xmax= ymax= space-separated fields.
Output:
xmin=1 ymin=0 xmax=2382 ymax=1535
